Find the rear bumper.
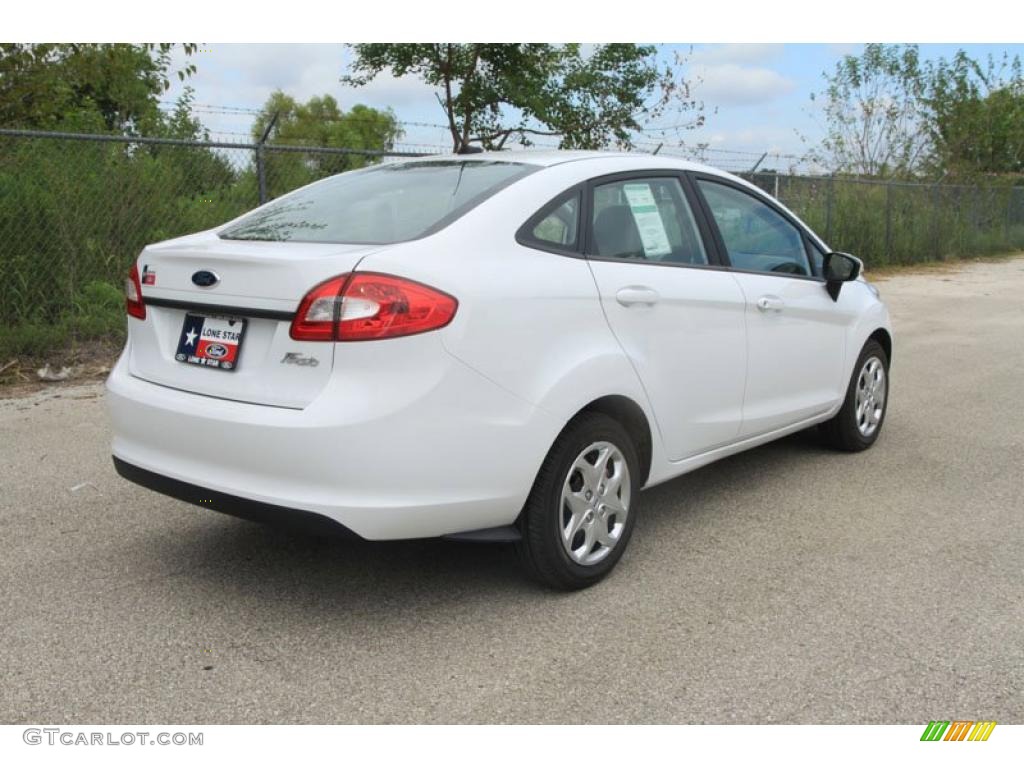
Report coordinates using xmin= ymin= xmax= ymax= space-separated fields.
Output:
xmin=106 ymin=344 xmax=559 ymax=540
xmin=113 ymin=457 xmax=360 ymax=538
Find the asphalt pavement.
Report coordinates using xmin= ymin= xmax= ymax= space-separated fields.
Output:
xmin=1 ymin=257 xmax=1022 ymax=723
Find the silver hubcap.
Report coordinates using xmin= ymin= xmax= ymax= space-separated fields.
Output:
xmin=855 ymin=356 xmax=887 ymax=437
xmin=559 ymin=441 xmax=631 ymax=566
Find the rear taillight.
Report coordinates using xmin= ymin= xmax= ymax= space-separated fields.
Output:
xmin=290 ymin=272 xmax=457 ymax=342
xmin=125 ymin=263 xmax=146 ymax=319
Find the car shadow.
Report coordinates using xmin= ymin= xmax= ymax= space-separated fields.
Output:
xmin=140 ymin=428 xmax=833 ymax=609
xmin=638 ymin=427 xmax=829 ymax=525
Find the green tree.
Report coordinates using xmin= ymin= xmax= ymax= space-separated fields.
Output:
xmin=0 ymin=43 xmax=197 ymax=133
xmin=343 ymin=44 xmax=694 ymax=153
xmin=249 ymin=91 xmax=402 ymax=196
xmin=810 ymin=44 xmax=928 ymax=177
xmin=252 ymin=91 xmax=400 ymax=163
xmin=921 ymin=52 xmax=1024 ymax=178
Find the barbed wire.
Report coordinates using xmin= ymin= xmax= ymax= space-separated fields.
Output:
xmin=160 ymin=101 xmax=454 ymax=131
xmin=158 ymin=99 xmax=825 ymax=171
xmin=159 ymin=101 xmax=260 ymax=115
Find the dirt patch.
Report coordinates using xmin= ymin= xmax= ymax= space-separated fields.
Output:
xmin=0 ymin=337 xmax=121 ymax=399
xmin=865 ymin=251 xmax=1023 ymax=281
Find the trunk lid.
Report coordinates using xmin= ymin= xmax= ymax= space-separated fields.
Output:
xmin=128 ymin=231 xmax=384 ymax=408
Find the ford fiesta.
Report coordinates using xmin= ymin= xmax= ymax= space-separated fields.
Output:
xmin=107 ymin=151 xmax=892 ymax=589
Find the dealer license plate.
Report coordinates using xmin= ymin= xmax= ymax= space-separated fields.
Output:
xmin=174 ymin=313 xmax=246 ymax=372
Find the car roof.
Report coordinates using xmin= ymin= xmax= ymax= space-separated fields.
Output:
xmin=401 ymin=149 xmax=730 ymax=177
xmin=384 ymin=150 xmax=828 ymax=246
xmin=459 ymin=149 xmax=633 ymax=167
xmin=421 ymin=149 xmax=826 ymax=251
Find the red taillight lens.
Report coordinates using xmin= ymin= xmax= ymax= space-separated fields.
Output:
xmin=338 ymin=273 xmax=458 ymax=341
xmin=290 ymin=272 xmax=457 ymax=342
xmin=125 ymin=263 xmax=146 ymax=319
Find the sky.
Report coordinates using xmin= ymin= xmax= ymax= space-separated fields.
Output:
xmin=164 ymin=43 xmax=1024 ymax=172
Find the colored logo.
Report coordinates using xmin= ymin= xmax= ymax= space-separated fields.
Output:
xmin=205 ymin=344 xmax=228 ymax=360
xmin=191 ymin=270 xmax=219 ymax=288
xmin=920 ymin=721 xmax=996 ymax=741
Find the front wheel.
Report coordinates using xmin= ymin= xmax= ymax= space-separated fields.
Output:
xmin=517 ymin=412 xmax=640 ymax=590
xmin=820 ymin=339 xmax=890 ymax=451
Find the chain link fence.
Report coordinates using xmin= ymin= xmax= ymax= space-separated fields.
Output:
xmin=2 ymin=128 xmax=1023 ymax=362
xmin=0 ymin=129 xmax=425 ymax=362
xmin=739 ymin=172 xmax=1024 ymax=265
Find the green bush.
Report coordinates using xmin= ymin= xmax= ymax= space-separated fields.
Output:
xmin=0 ymin=133 xmax=372 ymax=361
xmin=0 ymin=278 xmax=128 ymax=362
xmin=0 ymin=280 xmax=126 ymax=360
xmin=750 ymin=173 xmax=1024 ymax=268
xmin=0 ymin=321 xmax=72 ymax=360
xmin=73 ymin=280 xmax=125 ymax=337
xmin=0 ymin=135 xmax=252 ymax=331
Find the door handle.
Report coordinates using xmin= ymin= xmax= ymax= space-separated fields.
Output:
xmin=756 ymin=295 xmax=785 ymax=312
xmin=616 ymin=287 xmax=660 ymax=307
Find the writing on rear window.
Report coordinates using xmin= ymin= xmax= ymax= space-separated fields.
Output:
xmin=220 ymin=160 xmax=536 ymax=245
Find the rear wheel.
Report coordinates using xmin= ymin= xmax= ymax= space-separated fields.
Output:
xmin=820 ymin=339 xmax=889 ymax=451
xmin=517 ymin=412 xmax=640 ymax=590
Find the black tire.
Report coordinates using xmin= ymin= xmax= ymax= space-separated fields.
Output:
xmin=516 ymin=412 xmax=641 ymax=590
xmin=820 ymin=339 xmax=890 ymax=451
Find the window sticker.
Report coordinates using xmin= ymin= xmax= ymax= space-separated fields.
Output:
xmin=622 ymin=183 xmax=672 ymax=257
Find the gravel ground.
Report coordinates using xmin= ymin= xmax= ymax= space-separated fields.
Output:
xmin=1 ymin=256 xmax=1022 ymax=724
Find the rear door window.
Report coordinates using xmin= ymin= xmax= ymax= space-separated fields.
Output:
xmin=588 ymin=177 xmax=708 ymax=265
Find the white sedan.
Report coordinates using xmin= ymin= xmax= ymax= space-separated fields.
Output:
xmin=107 ymin=151 xmax=892 ymax=589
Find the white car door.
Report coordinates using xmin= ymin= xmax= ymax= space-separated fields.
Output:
xmin=583 ymin=173 xmax=748 ymax=461
xmin=693 ymin=176 xmax=849 ymax=438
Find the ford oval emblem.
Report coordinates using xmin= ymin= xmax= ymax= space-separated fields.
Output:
xmin=192 ymin=270 xmax=219 ymax=288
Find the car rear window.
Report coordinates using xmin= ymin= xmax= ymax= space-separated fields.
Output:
xmin=220 ymin=160 xmax=537 ymax=244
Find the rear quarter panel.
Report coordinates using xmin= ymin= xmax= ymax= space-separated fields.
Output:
xmin=357 ymin=161 xmax=667 ymax=486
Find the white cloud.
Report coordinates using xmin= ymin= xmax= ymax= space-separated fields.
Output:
xmin=170 ymin=44 xmax=438 ymax=112
xmin=689 ymin=44 xmax=785 ymax=66
xmin=825 ymin=43 xmax=862 ymax=58
xmin=703 ymin=125 xmax=802 ymax=153
xmin=681 ymin=44 xmax=795 ymax=108
xmin=693 ymin=62 xmax=796 ymax=106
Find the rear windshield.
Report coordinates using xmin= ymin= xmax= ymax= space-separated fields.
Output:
xmin=220 ymin=160 xmax=537 ymax=244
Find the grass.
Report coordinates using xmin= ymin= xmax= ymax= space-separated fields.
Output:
xmin=0 ymin=280 xmax=125 ymax=365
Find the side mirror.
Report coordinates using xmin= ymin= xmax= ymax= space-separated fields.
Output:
xmin=823 ymin=252 xmax=862 ymax=301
